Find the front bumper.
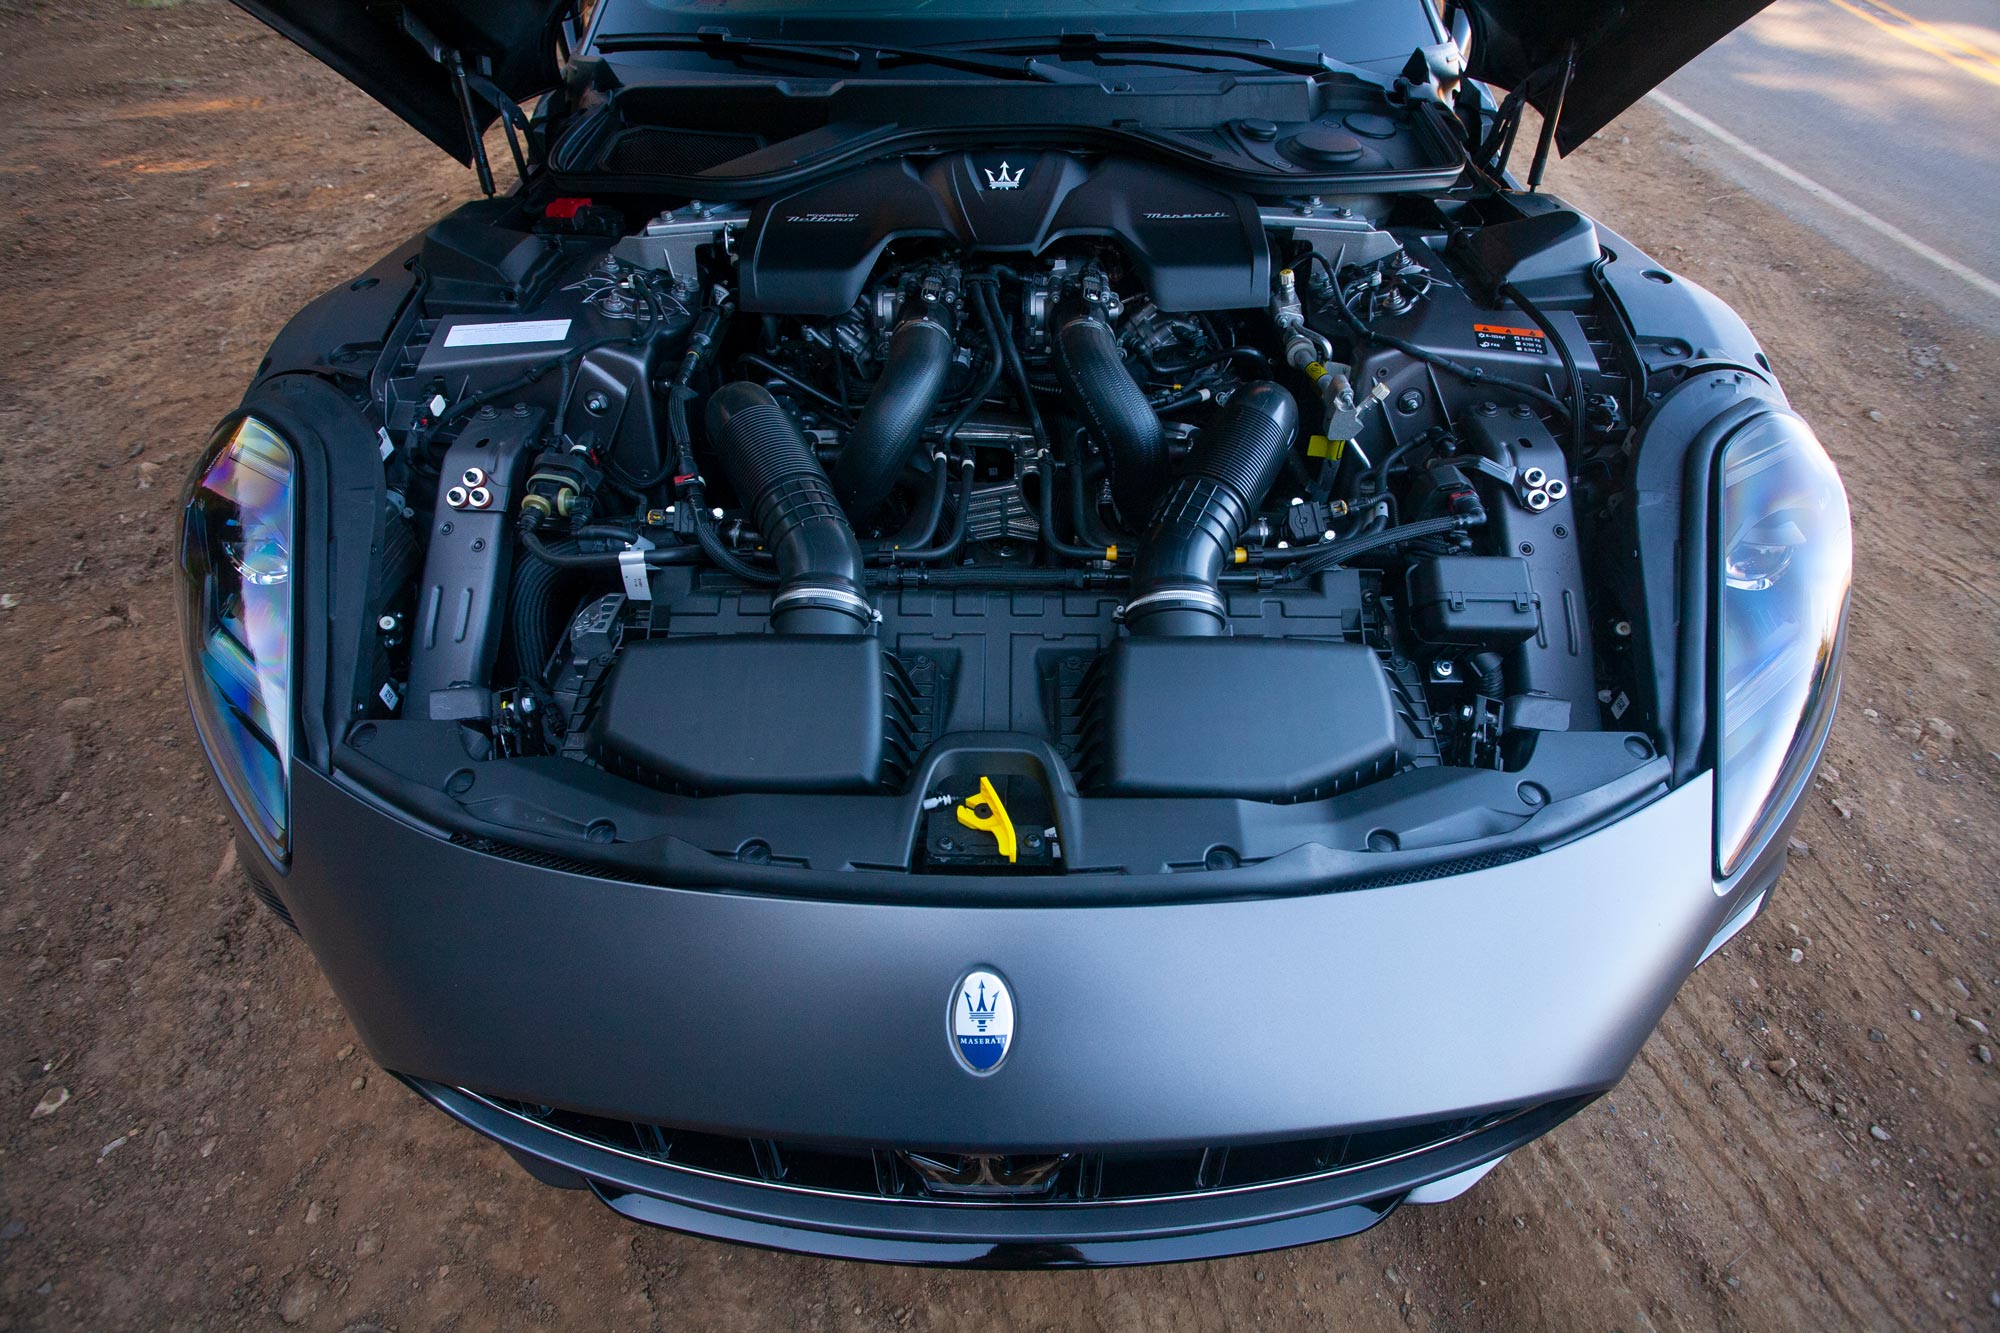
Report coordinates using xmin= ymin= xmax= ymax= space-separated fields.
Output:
xmin=406 ymin=1078 xmax=1589 ymax=1264
xmin=246 ymin=762 xmax=1784 ymax=1263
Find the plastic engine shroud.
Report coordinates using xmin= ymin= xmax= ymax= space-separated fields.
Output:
xmin=738 ymin=152 xmax=1270 ymax=315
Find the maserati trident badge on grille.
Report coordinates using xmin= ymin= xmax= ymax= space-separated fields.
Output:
xmin=951 ymin=969 xmax=1015 ymax=1074
xmin=984 ymin=160 xmax=1024 ymax=191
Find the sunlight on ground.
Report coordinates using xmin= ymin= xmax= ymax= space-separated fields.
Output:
xmin=105 ymin=96 xmax=266 ymax=120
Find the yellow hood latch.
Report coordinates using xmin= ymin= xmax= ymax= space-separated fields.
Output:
xmin=955 ymin=776 xmax=1018 ymax=864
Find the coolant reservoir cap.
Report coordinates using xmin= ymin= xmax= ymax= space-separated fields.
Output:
xmin=1289 ymin=125 xmax=1365 ymax=164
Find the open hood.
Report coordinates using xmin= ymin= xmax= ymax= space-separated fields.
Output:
xmin=230 ymin=1 xmax=570 ymax=164
xmin=1460 ymin=0 xmax=1773 ymax=154
xmin=231 ymin=0 xmax=1768 ymax=168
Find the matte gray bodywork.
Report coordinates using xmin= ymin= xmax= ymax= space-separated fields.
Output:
xmin=281 ymin=766 xmax=1732 ymax=1147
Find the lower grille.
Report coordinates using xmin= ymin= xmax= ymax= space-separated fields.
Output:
xmin=1347 ymin=847 xmax=1535 ymax=889
xmin=462 ymin=1090 xmax=1573 ymax=1207
xmin=448 ymin=833 xmax=638 ymax=882
xmin=243 ymin=863 xmax=297 ymax=931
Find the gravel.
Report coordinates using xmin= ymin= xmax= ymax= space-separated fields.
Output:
xmin=278 ymin=1280 xmax=320 ymax=1325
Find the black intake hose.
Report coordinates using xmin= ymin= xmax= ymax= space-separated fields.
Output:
xmin=1126 ymin=381 xmax=1298 ymax=636
xmin=705 ymin=382 xmax=873 ymax=635
xmin=1055 ymin=310 xmax=1166 ymax=526
xmin=832 ymin=306 xmax=956 ymax=524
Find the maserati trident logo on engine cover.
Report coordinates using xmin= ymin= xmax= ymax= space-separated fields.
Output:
xmin=983 ymin=160 xmax=1024 ymax=190
xmin=951 ymin=969 xmax=1015 ymax=1074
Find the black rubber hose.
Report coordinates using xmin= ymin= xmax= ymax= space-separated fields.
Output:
xmin=705 ymin=382 xmax=873 ymax=634
xmin=833 ymin=311 xmax=956 ymax=523
xmin=1270 ymin=513 xmax=1482 ymax=583
xmin=1055 ymin=309 xmax=1167 ymax=526
xmin=871 ymin=567 xmax=1274 ymax=590
xmin=738 ymin=353 xmax=855 ymax=421
xmin=1031 ymin=457 xmax=1115 ymax=561
xmin=1068 ymin=447 xmax=1124 ymax=551
xmin=517 ymin=525 xmax=703 ymax=571
xmin=877 ymin=455 xmax=974 ymax=565
xmin=509 ymin=538 xmax=569 ymax=684
xmin=877 ymin=451 xmax=951 ymax=552
xmin=1296 ymin=251 xmax=1572 ymax=422
xmin=871 ymin=566 xmax=1119 ymax=590
xmin=1588 ymin=257 xmax=1648 ymax=414
xmin=975 ymin=282 xmax=1054 ymax=454
xmin=694 ymin=517 xmax=780 ymax=586
xmin=1125 ymin=380 xmax=1299 ymax=636
xmin=1467 ymin=650 xmax=1507 ymax=700
xmin=1144 ymin=345 xmax=1272 ymax=378
xmin=611 ymin=295 xmax=731 ymax=493
xmin=1502 ymin=283 xmax=1586 ymax=459
xmin=869 ymin=336 xmax=1004 ymax=564
xmin=968 ymin=285 xmax=1110 ymax=562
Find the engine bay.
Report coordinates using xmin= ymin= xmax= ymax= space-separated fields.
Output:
xmin=319 ymin=147 xmax=1689 ymax=880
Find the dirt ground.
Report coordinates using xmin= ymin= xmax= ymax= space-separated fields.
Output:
xmin=0 ymin=3 xmax=1995 ymax=1329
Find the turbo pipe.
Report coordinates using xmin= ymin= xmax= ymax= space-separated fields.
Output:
xmin=1055 ymin=307 xmax=1167 ymax=526
xmin=705 ymin=382 xmax=873 ymax=635
xmin=832 ymin=302 xmax=957 ymax=524
xmin=1125 ymin=381 xmax=1299 ymax=636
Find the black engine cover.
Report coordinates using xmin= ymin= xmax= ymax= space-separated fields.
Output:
xmin=1083 ymin=637 xmax=1408 ymax=801
xmin=738 ymin=153 xmax=1269 ymax=314
xmin=591 ymin=636 xmax=909 ymax=795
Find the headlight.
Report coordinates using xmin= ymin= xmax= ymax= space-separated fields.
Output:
xmin=1714 ymin=412 xmax=1850 ymax=875
xmin=180 ymin=417 xmax=296 ymax=861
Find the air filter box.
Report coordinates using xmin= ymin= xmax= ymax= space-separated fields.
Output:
xmin=1085 ymin=637 xmax=1403 ymax=800
xmin=591 ymin=636 xmax=907 ymax=794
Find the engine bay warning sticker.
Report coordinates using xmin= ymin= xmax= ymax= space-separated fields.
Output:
xmin=1473 ymin=322 xmax=1547 ymax=354
xmin=442 ymin=318 xmax=572 ymax=348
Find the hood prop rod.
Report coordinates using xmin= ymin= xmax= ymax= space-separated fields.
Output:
xmin=1526 ymin=42 xmax=1577 ymax=192
xmin=402 ymin=13 xmax=534 ymax=196
xmin=448 ymin=47 xmax=497 ymax=197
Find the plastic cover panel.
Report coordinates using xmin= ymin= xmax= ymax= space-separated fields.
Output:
xmin=739 ymin=152 xmax=1268 ymax=314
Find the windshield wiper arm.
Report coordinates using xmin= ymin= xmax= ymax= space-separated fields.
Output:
xmin=593 ymin=27 xmax=1098 ymax=84
xmin=950 ymin=32 xmax=1337 ymax=78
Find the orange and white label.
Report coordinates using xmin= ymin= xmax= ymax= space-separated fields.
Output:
xmin=1472 ymin=322 xmax=1548 ymax=354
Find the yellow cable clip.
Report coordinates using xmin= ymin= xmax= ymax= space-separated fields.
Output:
xmin=956 ymin=776 xmax=1018 ymax=863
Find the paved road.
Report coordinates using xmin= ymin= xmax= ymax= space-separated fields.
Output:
xmin=1657 ymin=0 xmax=2000 ymax=328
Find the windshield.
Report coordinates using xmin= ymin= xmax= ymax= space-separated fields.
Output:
xmin=588 ymin=0 xmax=1443 ymax=74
